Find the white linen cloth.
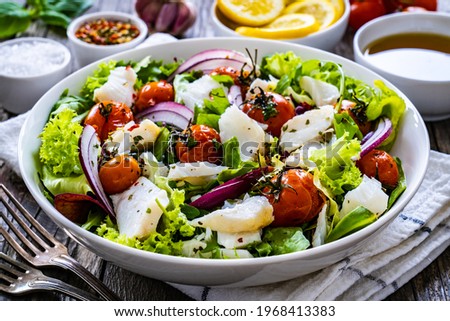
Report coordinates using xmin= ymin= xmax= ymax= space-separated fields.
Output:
xmin=1 ymin=32 xmax=449 ymax=301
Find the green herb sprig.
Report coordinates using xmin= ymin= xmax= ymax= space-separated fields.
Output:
xmin=0 ymin=0 xmax=93 ymax=39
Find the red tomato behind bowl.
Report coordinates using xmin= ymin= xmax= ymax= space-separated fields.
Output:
xmin=349 ymin=0 xmax=387 ymax=30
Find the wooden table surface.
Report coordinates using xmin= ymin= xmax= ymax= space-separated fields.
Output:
xmin=1 ymin=0 xmax=449 ymax=301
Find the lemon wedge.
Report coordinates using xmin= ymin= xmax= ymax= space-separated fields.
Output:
xmin=235 ymin=13 xmax=320 ymax=39
xmin=217 ymin=0 xmax=285 ymax=27
xmin=283 ymin=0 xmax=337 ymax=29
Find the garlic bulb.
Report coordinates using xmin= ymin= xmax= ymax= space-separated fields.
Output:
xmin=135 ymin=0 xmax=197 ymax=36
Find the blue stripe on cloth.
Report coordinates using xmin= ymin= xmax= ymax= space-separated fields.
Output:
xmin=398 ymin=213 xmax=425 ymax=226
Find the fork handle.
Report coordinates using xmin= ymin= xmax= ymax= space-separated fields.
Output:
xmin=31 ymin=277 xmax=101 ymax=301
xmin=51 ymin=254 xmax=121 ymax=301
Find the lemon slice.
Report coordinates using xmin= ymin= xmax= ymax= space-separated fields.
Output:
xmin=235 ymin=14 xmax=320 ymax=39
xmin=283 ymin=0 xmax=337 ymax=29
xmin=217 ymin=0 xmax=285 ymax=27
xmin=329 ymin=0 xmax=345 ymax=19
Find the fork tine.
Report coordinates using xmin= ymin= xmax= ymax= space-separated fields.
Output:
xmin=0 ymin=202 xmax=50 ymax=253
xmin=0 ymin=225 xmax=36 ymax=261
xmin=0 ymin=263 xmax=20 ymax=282
xmin=0 ymin=185 xmax=57 ymax=248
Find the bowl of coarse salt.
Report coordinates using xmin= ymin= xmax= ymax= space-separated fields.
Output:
xmin=0 ymin=37 xmax=71 ymax=114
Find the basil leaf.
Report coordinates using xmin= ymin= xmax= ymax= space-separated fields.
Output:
xmin=0 ymin=2 xmax=32 ymax=39
xmin=38 ymin=10 xmax=71 ymax=28
xmin=45 ymin=0 xmax=93 ymax=18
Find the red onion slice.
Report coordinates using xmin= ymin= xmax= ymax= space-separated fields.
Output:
xmin=228 ymin=85 xmax=243 ymax=107
xmin=135 ymin=101 xmax=194 ymax=129
xmin=79 ymin=125 xmax=115 ymax=218
xmin=168 ymin=49 xmax=250 ymax=81
xmin=190 ymin=167 xmax=270 ymax=210
xmin=360 ymin=117 xmax=393 ymax=158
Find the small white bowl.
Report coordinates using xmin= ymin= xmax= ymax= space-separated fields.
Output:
xmin=354 ymin=12 xmax=450 ymax=121
xmin=211 ymin=0 xmax=350 ymax=52
xmin=0 ymin=37 xmax=71 ymax=114
xmin=67 ymin=11 xmax=148 ymax=67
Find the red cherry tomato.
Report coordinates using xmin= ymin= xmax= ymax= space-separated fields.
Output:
xmin=210 ymin=66 xmax=241 ymax=84
xmin=357 ymin=149 xmax=399 ymax=188
xmin=340 ymin=99 xmax=373 ymax=135
xmin=175 ymin=124 xmax=222 ymax=163
xmin=263 ymin=169 xmax=326 ymax=227
xmin=99 ymin=154 xmax=141 ymax=195
xmin=349 ymin=0 xmax=387 ymax=30
xmin=84 ymin=100 xmax=134 ymax=141
xmin=384 ymin=0 xmax=436 ymax=12
xmin=242 ymin=91 xmax=295 ymax=137
xmin=402 ymin=6 xmax=428 ymax=12
xmin=134 ymin=80 xmax=174 ymax=113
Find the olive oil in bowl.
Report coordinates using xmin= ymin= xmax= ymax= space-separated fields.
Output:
xmin=363 ymin=32 xmax=450 ymax=81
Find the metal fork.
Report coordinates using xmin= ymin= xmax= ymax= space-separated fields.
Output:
xmin=0 ymin=184 xmax=120 ymax=301
xmin=0 ymin=252 xmax=99 ymax=300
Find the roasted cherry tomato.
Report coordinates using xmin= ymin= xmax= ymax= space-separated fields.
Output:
xmin=340 ymin=99 xmax=372 ymax=135
xmin=210 ymin=66 xmax=241 ymax=84
xmin=349 ymin=0 xmax=387 ymax=30
xmin=99 ymin=154 xmax=141 ymax=195
xmin=134 ymin=80 xmax=174 ymax=113
xmin=357 ymin=149 xmax=399 ymax=188
xmin=263 ymin=169 xmax=326 ymax=227
xmin=84 ymin=100 xmax=134 ymax=141
xmin=175 ymin=124 xmax=222 ymax=163
xmin=242 ymin=91 xmax=295 ymax=137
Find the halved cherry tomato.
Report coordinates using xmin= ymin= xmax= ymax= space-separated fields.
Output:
xmin=210 ymin=66 xmax=241 ymax=84
xmin=349 ymin=0 xmax=387 ymax=30
xmin=84 ymin=100 xmax=134 ymax=141
xmin=263 ymin=169 xmax=326 ymax=227
xmin=175 ymin=124 xmax=222 ymax=163
xmin=242 ymin=91 xmax=295 ymax=137
xmin=99 ymin=154 xmax=141 ymax=195
xmin=340 ymin=99 xmax=373 ymax=135
xmin=357 ymin=149 xmax=399 ymax=188
xmin=134 ymin=80 xmax=174 ymax=113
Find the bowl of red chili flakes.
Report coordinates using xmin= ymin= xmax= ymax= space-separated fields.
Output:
xmin=67 ymin=11 xmax=148 ymax=67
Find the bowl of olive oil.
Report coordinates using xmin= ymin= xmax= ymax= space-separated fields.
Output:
xmin=354 ymin=12 xmax=450 ymax=121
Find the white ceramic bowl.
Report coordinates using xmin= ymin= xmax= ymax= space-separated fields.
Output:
xmin=19 ymin=38 xmax=429 ymax=287
xmin=67 ymin=11 xmax=148 ymax=67
xmin=0 ymin=37 xmax=71 ymax=114
xmin=211 ymin=0 xmax=350 ymax=52
xmin=354 ymin=12 xmax=450 ymax=121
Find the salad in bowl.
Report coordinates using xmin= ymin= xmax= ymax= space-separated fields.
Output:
xmin=35 ymin=44 xmax=407 ymax=260
xmin=19 ymin=38 xmax=428 ymax=286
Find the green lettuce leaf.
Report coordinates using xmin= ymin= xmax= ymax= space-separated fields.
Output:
xmin=79 ymin=60 xmax=127 ymax=101
xmin=39 ymin=108 xmax=83 ymax=177
xmin=41 ymin=166 xmax=92 ymax=196
xmin=261 ymin=51 xmax=303 ymax=79
xmin=257 ymin=227 xmax=310 ymax=256
xmin=326 ymin=206 xmax=377 ymax=243
xmin=366 ymin=80 xmax=406 ymax=150
xmin=133 ymin=55 xmax=180 ymax=89
xmin=309 ymin=134 xmax=362 ymax=197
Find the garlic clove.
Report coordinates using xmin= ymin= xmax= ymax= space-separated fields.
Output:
xmin=154 ymin=2 xmax=179 ymax=32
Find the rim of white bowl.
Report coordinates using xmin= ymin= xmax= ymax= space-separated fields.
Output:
xmin=0 ymin=37 xmax=71 ymax=79
xmin=354 ymin=11 xmax=450 ymax=84
xmin=67 ymin=11 xmax=148 ymax=50
xmin=19 ymin=37 xmax=430 ymax=269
